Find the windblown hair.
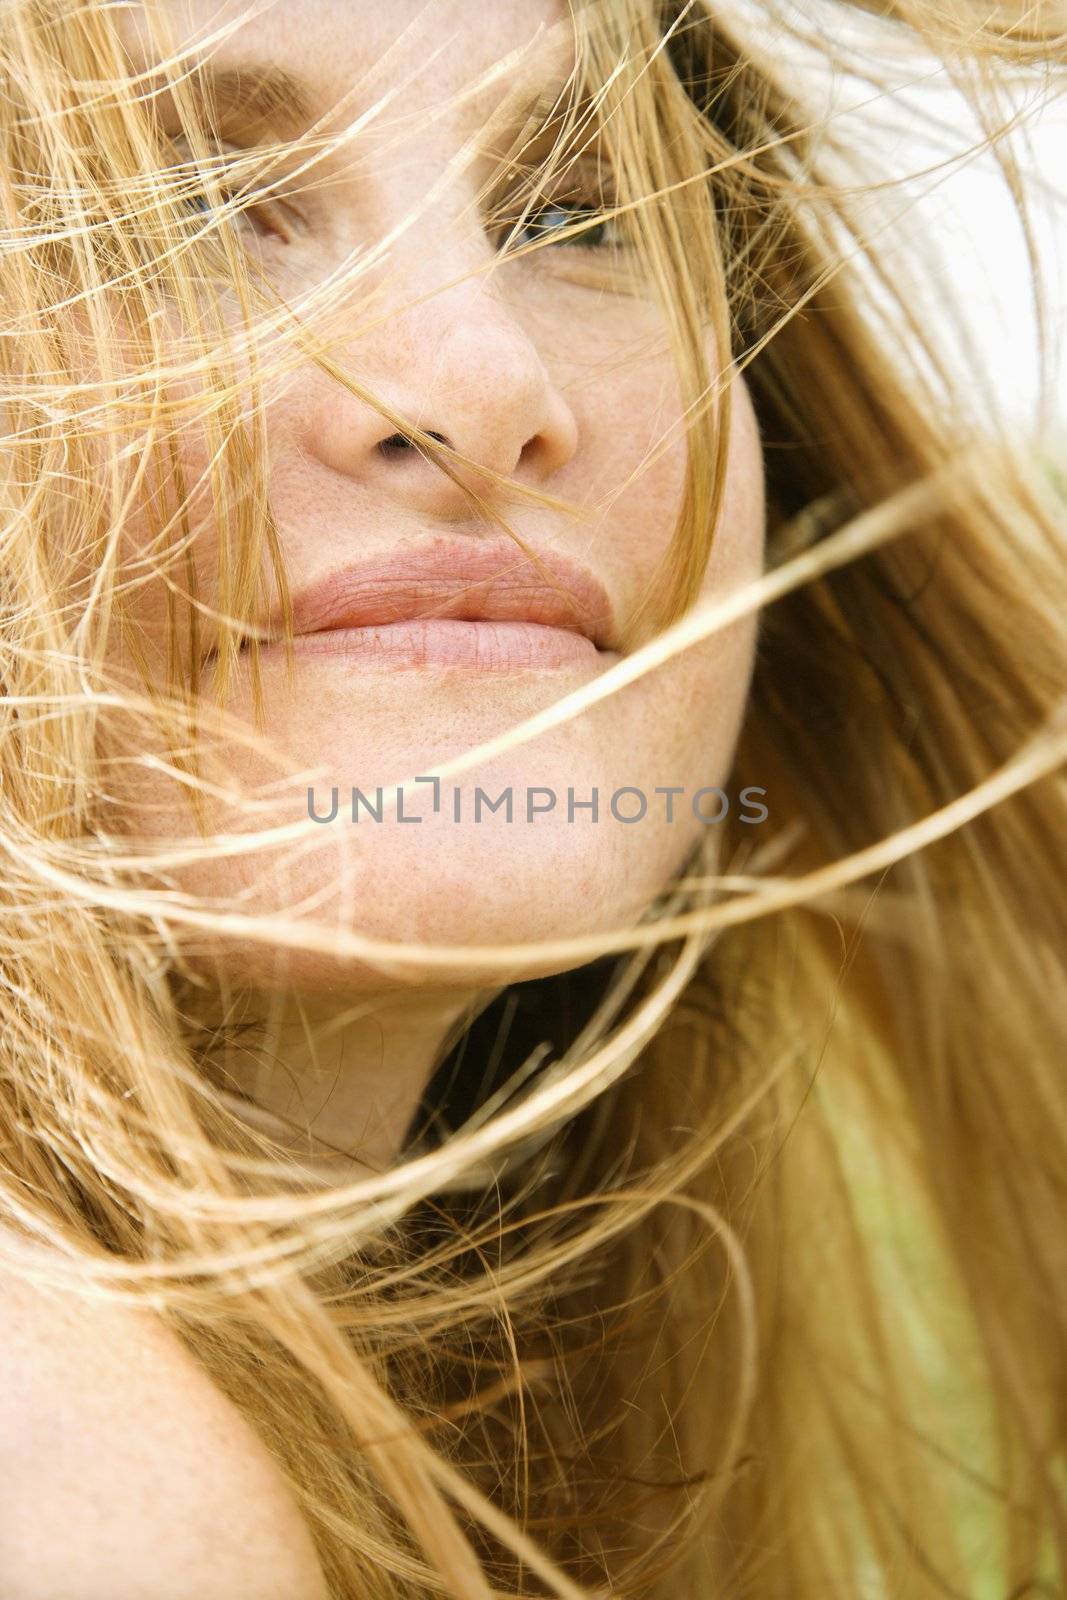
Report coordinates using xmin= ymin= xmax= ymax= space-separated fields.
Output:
xmin=1 ymin=0 xmax=1065 ymax=1595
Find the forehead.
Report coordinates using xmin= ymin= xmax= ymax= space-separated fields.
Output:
xmin=120 ymin=0 xmax=574 ymax=139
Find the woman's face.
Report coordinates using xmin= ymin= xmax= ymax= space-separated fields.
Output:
xmin=114 ymin=0 xmax=766 ymax=992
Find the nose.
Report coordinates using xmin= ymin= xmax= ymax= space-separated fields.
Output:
xmin=300 ymin=276 xmax=580 ymax=519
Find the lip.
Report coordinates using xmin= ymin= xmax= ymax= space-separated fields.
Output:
xmin=289 ymin=539 xmax=615 ymax=644
xmin=283 ymin=618 xmax=611 ymax=670
xmin=245 ymin=538 xmax=619 ymax=671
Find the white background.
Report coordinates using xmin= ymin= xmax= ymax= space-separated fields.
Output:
xmin=748 ymin=2 xmax=1067 ymax=429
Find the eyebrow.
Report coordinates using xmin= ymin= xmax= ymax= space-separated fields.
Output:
xmin=202 ymin=64 xmax=313 ymax=121
xmin=151 ymin=49 xmax=577 ymax=154
xmin=157 ymin=61 xmax=316 ymax=140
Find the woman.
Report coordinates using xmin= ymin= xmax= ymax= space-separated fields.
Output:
xmin=0 ymin=0 xmax=1063 ymax=1595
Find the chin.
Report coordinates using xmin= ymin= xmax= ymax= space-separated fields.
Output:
xmin=167 ymin=747 xmax=705 ymax=994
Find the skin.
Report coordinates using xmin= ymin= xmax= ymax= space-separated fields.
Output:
xmin=107 ymin=0 xmax=767 ymax=1168
xmin=0 ymin=1266 xmax=331 ymax=1598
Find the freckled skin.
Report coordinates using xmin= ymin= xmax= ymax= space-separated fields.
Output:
xmin=111 ymin=0 xmax=766 ymax=992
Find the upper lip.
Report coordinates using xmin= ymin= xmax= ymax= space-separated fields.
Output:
xmin=270 ymin=538 xmax=617 ymax=650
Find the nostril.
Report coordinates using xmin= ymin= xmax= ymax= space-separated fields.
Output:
xmin=378 ymin=428 xmax=451 ymax=458
xmin=379 ymin=432 xmax=413 ymax=455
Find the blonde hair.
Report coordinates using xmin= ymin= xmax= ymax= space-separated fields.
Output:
xmin=1 ymin=0 xmax=1065 ymax=1595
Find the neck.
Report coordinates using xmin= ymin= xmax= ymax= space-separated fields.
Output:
xmin=196 ymin=985 xmax=490 ymax=1174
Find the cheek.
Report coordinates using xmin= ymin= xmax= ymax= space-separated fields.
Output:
xmin=567 ymin=315 xmax=765 ymax=735
xmin=550 ymin=292 xmax=764 ymax=639
xmin=696 ymin=373 xmax=766 ymax=602
xmin=597 ymin=364 xmax=766 ymax=856
xmin=674 ymin=374 xmax=765 ymax=783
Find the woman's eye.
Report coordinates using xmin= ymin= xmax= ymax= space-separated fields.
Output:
xmin=496 ymin=151 xmax=622 ymax=253
xmin=169 ymin=140 xmax=290 ymax=242
xmin=510 ymin=198 xmax=619 ymax=251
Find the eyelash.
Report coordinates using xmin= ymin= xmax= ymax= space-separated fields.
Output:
xmin=495 ymin=162 xmax=621 ymax=255
xmin=170 ymin=138 xmax=292 ymax=242
xmin=502 ymin=201 xmax=619 ymax=253
xmin=170 ymin=141 xmax=621 ymax=255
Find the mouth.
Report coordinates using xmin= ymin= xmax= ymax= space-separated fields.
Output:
xmin=229 ymin=538 xmax=620 ymax=672
xmin=279 ymin=617 xmax=611 ymax=670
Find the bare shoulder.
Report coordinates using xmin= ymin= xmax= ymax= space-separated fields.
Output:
xmin=0 ymin=1254 xmax=330 ymax=1600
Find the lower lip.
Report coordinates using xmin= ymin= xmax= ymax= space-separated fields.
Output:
xmin=267 ymin=619 xmax=618 ymax=671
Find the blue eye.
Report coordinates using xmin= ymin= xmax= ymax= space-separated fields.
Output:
xmin=170 ymin=139 xmax=289 ymax=241
xmin=179 ymin=183 xmax=275 ymax=237
xmin=512 ymin=200 xmax=617 ymax=251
